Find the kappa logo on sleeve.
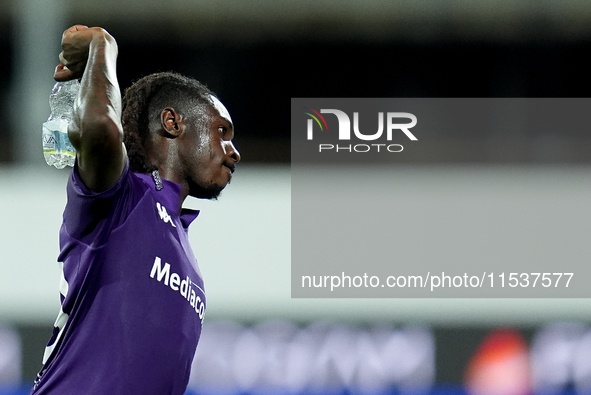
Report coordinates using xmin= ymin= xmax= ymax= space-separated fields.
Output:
xmin=156 ymin=202 xmax=176 ymax=228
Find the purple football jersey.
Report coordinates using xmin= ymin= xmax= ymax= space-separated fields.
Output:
xmin=31 ymin=162 xmax=206 ymax=395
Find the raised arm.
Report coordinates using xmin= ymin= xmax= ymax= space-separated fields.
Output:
xmin=54 ymin=25 xmax=126 ymax=192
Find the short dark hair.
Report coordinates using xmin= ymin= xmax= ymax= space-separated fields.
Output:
xmin=121 ymin=71 xmax=213 ymax=173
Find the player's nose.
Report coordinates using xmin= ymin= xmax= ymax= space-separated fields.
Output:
xmin=226 ymin=141 xmax=241 ymax=163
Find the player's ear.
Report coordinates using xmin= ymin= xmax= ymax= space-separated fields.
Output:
xmin=160 ymin=107 xmax=185 ymax=138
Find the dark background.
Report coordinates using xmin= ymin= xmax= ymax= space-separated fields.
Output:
xmin=2 ymin=5 xmax=591 ymax=164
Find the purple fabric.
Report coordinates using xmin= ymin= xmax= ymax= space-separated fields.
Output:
xmin=31 ymin=162 xmax=205 ymax=395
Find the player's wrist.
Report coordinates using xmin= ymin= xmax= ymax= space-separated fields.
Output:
xmin=89 ymin=28 xmax=118 ymax=55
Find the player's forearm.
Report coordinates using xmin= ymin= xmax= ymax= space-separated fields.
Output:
xmin=69 ymin=32 xmax=122 ymax=153
xmin=67 ymin=29 xmax=126 ymax=191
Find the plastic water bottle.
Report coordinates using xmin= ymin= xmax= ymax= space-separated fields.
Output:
xmin=42 ymin=80 xmax=80 ymax=168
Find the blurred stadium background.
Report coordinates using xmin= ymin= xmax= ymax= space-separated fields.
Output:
xmin=2 ymin=0 xmax=591 ymax=394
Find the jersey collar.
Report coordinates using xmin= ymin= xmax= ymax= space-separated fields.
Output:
xmin=135 ymin=172 xmax=200 ymax=228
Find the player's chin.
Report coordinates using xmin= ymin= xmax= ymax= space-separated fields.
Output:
xmin=189 ymin=180 xmax=226 ymax=200
xmin=189 ymin=169 xmax=234 ymax=199
xmin=193 ymin=186 xmax=223 ymax=200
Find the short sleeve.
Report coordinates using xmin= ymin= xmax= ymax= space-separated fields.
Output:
xmin=62 ymin=159 xmax=140 ymax=245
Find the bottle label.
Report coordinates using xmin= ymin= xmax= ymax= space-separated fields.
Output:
xmin=44 ymin=80 xmax=79 ymax=168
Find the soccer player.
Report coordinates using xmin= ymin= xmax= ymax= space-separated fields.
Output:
xmin=31 ymin=25 xmax=240 ymax=394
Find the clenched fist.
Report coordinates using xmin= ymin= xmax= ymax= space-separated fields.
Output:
xmin=54 ymin=25 xmax=117 ymax=81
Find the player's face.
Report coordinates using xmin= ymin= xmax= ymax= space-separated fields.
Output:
xmin=181 ymin=96 xmax=240 ymax=199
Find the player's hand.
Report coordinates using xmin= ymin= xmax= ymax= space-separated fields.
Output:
xmin=54 ymin=25 xmax=115 ymax=81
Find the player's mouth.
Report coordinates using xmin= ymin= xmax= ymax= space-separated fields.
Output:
xmin=223 ymin=162 xmax=236 ymax=174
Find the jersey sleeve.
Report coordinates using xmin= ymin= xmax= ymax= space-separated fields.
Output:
xmin=61 ymin=159 xmax=140 ymax=246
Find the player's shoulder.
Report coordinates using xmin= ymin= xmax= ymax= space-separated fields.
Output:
xmin=63 ymin=160 xmax=149 ymax=240
xmin=67 ymin=158 xmax=132 ymax=199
